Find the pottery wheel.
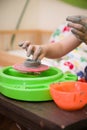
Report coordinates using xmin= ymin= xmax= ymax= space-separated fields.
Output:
xmin=13 ymin=59 xmax=49 ymax=73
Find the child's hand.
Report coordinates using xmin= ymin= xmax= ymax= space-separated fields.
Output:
xmin=66 ymin=15 xmax=87 ymax=44
xmin=18 ymin=41 xmax=47 ymax=60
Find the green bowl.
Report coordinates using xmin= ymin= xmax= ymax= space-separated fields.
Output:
xmin=0 ymin=66 xmax=77 ymax=101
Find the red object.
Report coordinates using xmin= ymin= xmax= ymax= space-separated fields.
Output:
xmin=13 ymin=63 xmax=49 ymax=73
xmin=64 ymin=61 xmax=74 ymax=70
xmin=63 ymin=26 xmax=70 ymax=32
xmin=78 ymin=78 xmax=86 ymax=82
xmin=50 ymin=82 xmax=87 ymax=111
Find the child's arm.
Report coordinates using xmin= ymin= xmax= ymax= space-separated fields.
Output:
xmin=43 ymin=33 xmax=81 ymax=59
xmin=19 ymin=33 xmax=81 ymax=60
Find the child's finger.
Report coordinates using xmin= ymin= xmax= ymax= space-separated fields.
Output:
xmin=18 ymin=41 xmax=31 ymax=50
xmin=38 ymin=53 xmax=45 ymax=61
xmin=18 ymin=41 xmax=24 ymax=47
xmin=66 ymin=15 xmax=82 ymax=23
xmin=27 ymin=45 xmax=34 ymax=57
xmin=22 ymin=41 xmax=31 ymax=49
xmin=67 ymin=15 xmax=87 ymax=28
xmin=68 ymin=23 xmax=86 ymax=33
xmin=71 ymin=29 xmax=84 ymax=41
xmin=33 ymin=47 xmax=42 ymax=60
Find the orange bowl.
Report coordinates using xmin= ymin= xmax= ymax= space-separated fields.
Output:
xmin=50 ymin=82 xmax=87 ymax=111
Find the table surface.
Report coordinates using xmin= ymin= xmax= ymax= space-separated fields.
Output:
xmin=0 ymin=94 xmax=87 ymax=130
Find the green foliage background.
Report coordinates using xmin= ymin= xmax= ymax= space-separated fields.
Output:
xmin=61 ymin=0 xmax=87 ymax=9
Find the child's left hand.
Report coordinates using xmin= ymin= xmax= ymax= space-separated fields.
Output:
xmin=66 ymin=15 xmax=87 ymax=44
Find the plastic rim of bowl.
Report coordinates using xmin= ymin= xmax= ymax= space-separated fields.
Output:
xmin=0 ymin=66 xmax=77 ymax=101
xmin=0 ymin=66 xmax=63 ymax=101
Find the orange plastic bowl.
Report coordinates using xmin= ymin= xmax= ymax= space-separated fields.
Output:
xmin=50 ymin=82 xmax=87 ymax=111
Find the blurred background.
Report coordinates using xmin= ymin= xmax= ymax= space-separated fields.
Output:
xmin=0 ymin=0 xmax=87 ymax=51
xmin=0 ymin=1 xmax=87 ymax=129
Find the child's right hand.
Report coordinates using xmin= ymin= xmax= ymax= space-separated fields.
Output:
xmin=18 ymin=41 xmax=47 ymax=61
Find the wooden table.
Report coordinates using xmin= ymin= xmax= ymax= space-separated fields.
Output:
xmin=0 ymin=51 xmax=87 ymax=130
xmin=0 ymin=94 xmax=87 ymax=130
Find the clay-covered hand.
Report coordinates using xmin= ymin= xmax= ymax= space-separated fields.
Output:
xmin=66 ymin=15 xmax=87 ymax=44
xmin=18 ymin=41 xmax=47 ymax=60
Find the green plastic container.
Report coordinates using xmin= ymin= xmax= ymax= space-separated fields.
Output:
xmin=0 ymin=66 xmax=77 ymax=101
